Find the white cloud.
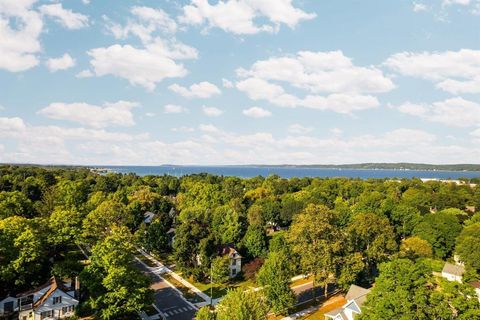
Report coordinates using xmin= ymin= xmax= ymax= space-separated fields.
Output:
xmin=397 ymin=98 xmax=480 ymax=127
xmin=169 ymin=81 xmax=221 ymax=98
xmin=413 ymin=3 xmax=428 ymax=12
xmin=39 ymin=3 xmax=89 ymax=29
xmin=86 ymin=40 xmax=196 ymax=91
xmin=46 ymin=53 xmax=75 ymax=72
xmin=179 ymin=0 xmax=316 ymax=35
xmin=288 ymin=124 xmax=313 ymax=134
xmin=76 ymin=70 xmax=93 ymax=78
xmin=443 ymin=0 xmax=471 ymax=6
xmin=242 ymin=107 xmax=272 ymax=118
xmin=384 ymin=49 xmax=480 ymax=94
xmin=202 ymin=106 xmax=223 ymax=117
xmin=222 ymin=78 xmax=234 ymax=88
xmin=145 ymin=112 xmax=155 ymax=117
xmin=236 ymin=50 xmax=393 ymax=114
xmin=105 ymin=6 xmax=177 ymax=43
xmin=38 ymin=101 xmax=139 ymax=128
xmin=172 ymin=126 xmax=195 ymax=133
xmin=164 ymin=104 xmax=187 ymax=114
xmin=0 ymin=0 xmax=43 ymax=72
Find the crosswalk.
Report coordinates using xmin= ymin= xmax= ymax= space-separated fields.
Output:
xmin=163 ymin=305 xmax=196 ymax=317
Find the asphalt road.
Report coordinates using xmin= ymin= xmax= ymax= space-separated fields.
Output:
xmin=136 ymin=261 xmax=197 ymax=320
xmin=292 ymin=282 xmax=335 ymax=305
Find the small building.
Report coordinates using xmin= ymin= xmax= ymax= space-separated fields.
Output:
xmin=143 ymin=211 xmax=156 ymax=225
xmin=219 ymin=245 xmax=242 ymax=278
xmin=0 ymin=296 xmax=18 ymax=317
xmin=466 ymin=206 xmax=476 ymax=213
xmin=441 ymin=262 xmax=465 ymax=283
xmin=468 ymin=282 xmax=480 ymax=302
xmin=16 ymin=277 xmax=79 ymax=320
xmin=324 ymin=285 xmax=371 ymax=320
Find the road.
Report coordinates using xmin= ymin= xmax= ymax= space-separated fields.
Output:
xmin=136 ymin=261 xmax=197 ymax=320
xmin=292 ymin=282 xmax=335 ymax=305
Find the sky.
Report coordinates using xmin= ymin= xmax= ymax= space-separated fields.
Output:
xmin=1 ymin=0 xmax=480 ymax=165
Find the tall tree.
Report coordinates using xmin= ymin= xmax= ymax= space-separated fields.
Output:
xmin=215 ymin=288 xmax=268 ymax=320
xmin=257 ymin=251 xmax=296 ymax=314
xmin=287 ymin=204 xmax=343 ymax=298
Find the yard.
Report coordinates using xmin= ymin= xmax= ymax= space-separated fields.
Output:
xmin=185 ymin=276 xmax=257 ymax=299
xmin=299 ymin=295 xmax=347 ymax=320
xmin=162 ymin=273 xmax=206 ymax=304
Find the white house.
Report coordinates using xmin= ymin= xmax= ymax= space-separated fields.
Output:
xmin=324 ymin=285 xmax=371 ymax=320
xmin=16 ymin=277 xmax=79 ymax=320
xmin=219 ymin=245 xmax=242 ymax=278
xmin=469 ymin=282 xmax=480 ymax=302
xmin=441 ymin=262 xmax=465 ymax=283
xmin=0 ymin=296 xmax=18 ymax=317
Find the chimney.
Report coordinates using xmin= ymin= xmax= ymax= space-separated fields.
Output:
xmin=74 ymin=276 xmax=80 ymax=300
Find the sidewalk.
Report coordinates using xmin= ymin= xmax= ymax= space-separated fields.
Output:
xmin=137 ymin=248 xmax=214 ymax=306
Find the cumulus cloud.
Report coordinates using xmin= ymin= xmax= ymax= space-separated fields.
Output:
xmin=86 ymin=40 xmax=196 ymax=91
xmin=202 ymin=106 xmax=223 ymax=117
xmin=46 ymin=53 xmax=75 ymax=72
xmin=242 ymin=107 xmax=272 ymax=118
xmin=179 ymin=0 xmax=316 ymax=35
xmin=397 ymin=97 xmax=480 ymax=127
xmin=169 ymin=81 xmax=221 ymax=98
xmin=235 ymin=50 xmax=393 ymax=114
xmin=222 ymin=78 xmax=234 ymax=88
xmin=413 ymin=2 xmax=428 ymax=12
xmin=105 ymin=6 xmax=177 ymax=43
xmin=38 ymin=101 xmax=139 ymax=128
xmin=288 ymin=124 xmax=313 ymax=134
xmin=164 ymin=104 xmax=187 ymax=114
xmin=384 ymin=49 xmax=480 ymax=94
xmin=0 ymin=0 xmax=43 ymax=72
xmin=39 ymin=3 xmax=89 ymax=29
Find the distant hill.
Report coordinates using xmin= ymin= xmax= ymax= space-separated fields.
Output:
xmin=251 ymin=163 xmax=480 ymax=171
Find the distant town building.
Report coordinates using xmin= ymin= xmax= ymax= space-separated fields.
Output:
xmin=0 ymin=277 xmax=80 ymax=320
xmin=324 ymin=284 xmax=371 ymax=320
xmin=441 ymin=262 xmax=465 ymax=283
xmin=219 ymin=245 xmax=242 ymax=278
xmin=469 ymin=282 xmax=480 ymax=302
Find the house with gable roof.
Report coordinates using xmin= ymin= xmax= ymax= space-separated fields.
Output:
xmin=324 ymin=285 xmax=371 ymax=320
xmin=441 ymin=262 xmax=465 ymax=283
xmin=15 ymin=276 xmax=79 ymax=320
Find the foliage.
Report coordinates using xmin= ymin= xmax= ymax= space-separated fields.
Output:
xmin=215 ymin=288 xmax=269 ymax=320
xmin=211 ymin=256 xmax=230 ymax=285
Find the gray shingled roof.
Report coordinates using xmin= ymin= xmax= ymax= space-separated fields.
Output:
xmin=345 ymin=284 xmax=371 ymax=307
xmin=442 ymin=262 xmax=465 ymax=277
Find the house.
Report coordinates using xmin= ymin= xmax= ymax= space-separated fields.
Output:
xmin=143 ymin=211 xmax=156 ymax=225
xmin=441 ymin=262 xmax=465 ymax=283
xmin=466 ymin=206 xmax=476 ymax=213
xmin=219 ymin=245 xmax=242 ymax=278
xmin=469 ymin=282 xmax=480 ymax=302
xmin=16 ymin=277 xmax=79 ymax=320
xmin=0 ymin=295 xmax=18 ymax=317
xmin=324 ymin=285 xmax=371 ymax=320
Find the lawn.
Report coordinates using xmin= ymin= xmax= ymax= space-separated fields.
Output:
xmin=291 ymin=275 xmax=314 ymax=288
xmin=162 ymin=273 xmax=206 ymax=303
xmin=299 ymin=295 xmax=347 ymax=320
xmin=153 ymin=251 xmax=176 ymax=268
xmin=186 ymin=277 xmax=257 ymax=299
xmin=135 ymin=254 xmax=158 ymax=268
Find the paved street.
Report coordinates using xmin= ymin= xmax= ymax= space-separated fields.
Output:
xmin=136 ymin=261 xmax=197 ymax=320
xmin=292 ymin=282 xmax=334 ymax=305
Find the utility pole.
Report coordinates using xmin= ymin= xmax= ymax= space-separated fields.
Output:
xmin=210 ymin=262 xmax=213 ymax=308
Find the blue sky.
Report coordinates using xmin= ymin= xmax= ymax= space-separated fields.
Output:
xmin=1 ymin=0 xmax=480 ymax=165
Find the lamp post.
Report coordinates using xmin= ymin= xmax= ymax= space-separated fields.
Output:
xmin=210 ymin=261 xmax=213 ymax=307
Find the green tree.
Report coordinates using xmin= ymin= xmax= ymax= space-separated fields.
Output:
xmin=196 ymin=306 xmax=216 ymax=320
xmin=413 ymin=212 xmax=462 ymax=259
xmin=242 ymin=225 xmax=268 ymax=258
xmin=257 ymin=251 xmax=296 ymax=314
xmin=399 ymin=236 xmax=433 ymax=259
xmin=455 ymin=223 xmax=480 ymax=271
xmin=211 ymin=256 xmax=230 ymax=285
xmin=287 ymin=204 xmax=343 ymax=298
xmin=215 ymin=288 xmax=268 ymax=320
xmin=0 ymin=191 xmax=35 ymax=219
xmin=81 ymin=227 xmax=153 ymax=319
xmin=48 ymin=208 xmax=83 ymax=246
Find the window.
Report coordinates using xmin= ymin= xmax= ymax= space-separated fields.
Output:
xmin=62 ymin=307 xmax=68 ymax=315
xmin=4 ymin=301 xmax=13 ymax=313
xmin=53 ymin=296 xmax=62 ymax=304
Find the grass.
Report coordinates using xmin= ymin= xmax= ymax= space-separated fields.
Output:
xmin=291 ymin=275 xmax=314 ymax=288
xmin=135 ymin=254 xmax=158 ymax=268
xmin=299 ymin=295 xmax=347 ymax=320
xmin=153 ymin=251 xmax=176 ymax=267
xmin=163 ymin=273 xmax=206 ymax=303
xmin=186 ymin=277 xmax=257 ymax=299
